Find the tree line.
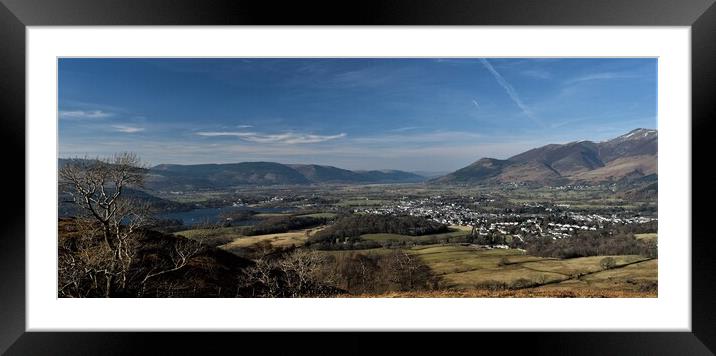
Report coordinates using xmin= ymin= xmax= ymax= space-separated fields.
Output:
xmin=524 ymin=230 xmax=657 ymax=259
xmin=307 ymin=214 xmax=448 ymax=249
xmin=236 ymin=241 xmax=441 ymax=296
xmin=239 ymin=215 xmax=328 ymax=236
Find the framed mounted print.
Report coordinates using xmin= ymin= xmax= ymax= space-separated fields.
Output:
xmin=1 ymin=0 xmax=715 ymax=354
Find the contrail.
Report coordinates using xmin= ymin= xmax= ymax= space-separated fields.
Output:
xmin=480 ymin=59 xmax=541 ymax=125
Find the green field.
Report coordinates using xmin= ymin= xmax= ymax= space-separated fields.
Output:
xmin=336 ymin=199 xmax=386 ymax=207
xmin=296 ymin=212 xmax=338 ymax=219
xmin=253 ymin=212 xmax=291 ymax=218
xmin=407 ymin=244 xmax=656 ymax=291
xmin=411 ymin=245 xmax=543 ymax=275
xmin=311 ymin=243 xmax=656 ymax=292
xmin=536 ymin=259 xmax=657 ymax=292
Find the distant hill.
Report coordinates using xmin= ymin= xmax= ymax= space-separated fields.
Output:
xmin=352 ymin=169 xmax=426 ymax=183
xmin=412 ymin=170 xmax=451 ymax=179
xmin=289 ymin=164 xmax=425 ymax=184
xmin=288 ymin=164 xmax=365 ymax=183
xmin=148 ymin=162 xmax=311 ymax=189
xmin=434 ymin=158 xmax=515 ymax=184
xmin=60 ymin=128 xmax=655 ymax=189
xmin=58 ymin=186 xmax=192 ymax=217
xmin=59 ymin=158 xmax=425 ymax=190
xmin=433 ymin=128 xmax=657 ymax=185
xmin=145 ymin=162 xmax=425 ymax=189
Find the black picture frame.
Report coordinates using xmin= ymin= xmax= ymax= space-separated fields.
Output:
xmin=1 ymin=0 xmax=714 ymax=354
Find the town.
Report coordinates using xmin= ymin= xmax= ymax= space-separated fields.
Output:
xmin=354 ymin=194 xmax=656 ymax=241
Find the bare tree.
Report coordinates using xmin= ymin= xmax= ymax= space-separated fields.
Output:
xmin=240 ymin=257 xmax=278 ymax=297
xmin=138 ymin=238 xmax=204 ymax=296
xmin=278 ymin=249 xmax=333 ymax=297
xmin=60 ymin=153 xmax=146 ymax=247
xmin=59 ymin=152 xmax=148 ymax=297
xmin=387 ymin=250 xmax=428 ymax=291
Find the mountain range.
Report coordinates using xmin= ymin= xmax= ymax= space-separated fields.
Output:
xmin=146 ymin=162 xmax=425 ymax=189
xmin=432 ymin=128 xmax=657 ymax=185
xmin=60 ymin=128 xmax=657 ymax=189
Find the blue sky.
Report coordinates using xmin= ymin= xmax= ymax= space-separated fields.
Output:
xmin=58 ymin=58 xmax=657 ymax=172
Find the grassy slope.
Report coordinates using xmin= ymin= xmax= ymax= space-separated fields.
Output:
xmin=635 ymin=233 xmax=658 ymax=242
xmin=344 ymin=289 xmax=656 ymax=298
xmin=218 ymin=226 xmax=326 ymax=251
xmin=537 ymin=259 xmax=657 ymax=292
xmin=220 ymin=231 xmax=309 ymax=249
xmin=176 ymin=226 xmax=242 ymax=239
xmin=313 ymin=243 xmax=657 ymax=294
xmin=408 ymin=244 xmax=656 ymax=292
xmin=176 ymin=222 xmax=657 ymax=296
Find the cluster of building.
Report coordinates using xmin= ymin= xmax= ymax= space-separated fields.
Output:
xmin=356 ymin=197 xmax=494 ymax=226
xmin=569 ymin=213 xmax=657 ymax=225
xmin=354 ymin=196 xmax=657 ymax=241
xmin=549 ymin=184 xmax=611 ymax=191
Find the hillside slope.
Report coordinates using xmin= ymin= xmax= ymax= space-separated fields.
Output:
xmin=146 ymin=162 xmax=425 ymax=189
xmin=434 ymin=128 xmax=657 ymax=185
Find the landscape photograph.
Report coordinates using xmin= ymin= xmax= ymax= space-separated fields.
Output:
xmin=57 ymin=57 xmax=658 ymax=298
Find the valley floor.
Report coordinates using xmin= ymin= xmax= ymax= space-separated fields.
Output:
xmin=177 ymin=226 xmax=657 ymax=297
xmin=325 ymin=245 xmax=657 ymax=295
xmin=161 ymin=183 xmax=658 ymax=298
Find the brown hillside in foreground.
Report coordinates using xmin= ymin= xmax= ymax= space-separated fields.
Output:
xmin=344 ymin=289 xmax=656 ymax=298
xmin=58 ymin=218 xmax=255 ymax=297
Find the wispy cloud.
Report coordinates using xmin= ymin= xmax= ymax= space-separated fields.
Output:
xmin=236 ymin=125 xmax=253 ymax=128
xmin=389 ymin=126 xmax=424 ymax=133
xmin=332 ymin=67 xmax=393 ymax=88
xmin=59 ymin=110 xmax=113 ymax=120
xmin=112 ymin=125 xmax=145 ymax=133
xmin=196 ymin=131 xmax=346 ymax=144
xmin=61 ymin=131 xmax=535 ymax=170
xmin=197 ymin=131 xmax=256 ymax=138
xmin=566 ymin=72 xmax=636 ymax=84
xmin=521 ymin=69 xmax=552 ymax=79
xmin=480 ymin=59 xmax=539 ymax=125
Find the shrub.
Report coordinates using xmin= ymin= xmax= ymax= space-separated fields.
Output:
xmin=497 ymin=257 xmax=511 ymax=266
xmin=636 ymin=280 xmax=658 ymax=292
xmin=600 ymin=257 xmax=617 ymax=270
xmin=474 ymin=280 xmax=509 ymax=291
xmin=509 ymin=278 xmax=537 ymax=290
